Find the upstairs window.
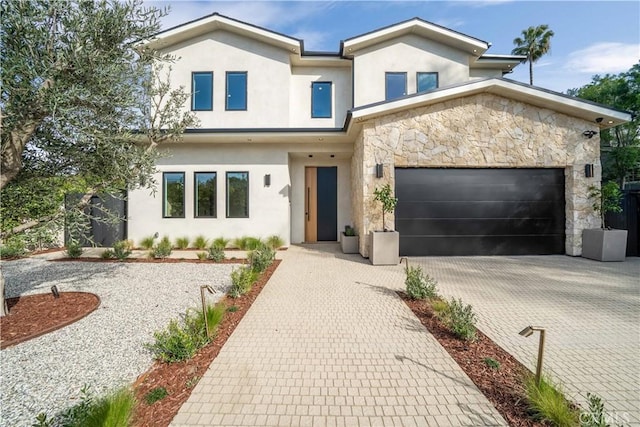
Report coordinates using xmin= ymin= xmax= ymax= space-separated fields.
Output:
xmin=385 ymin=72 xmax=407 ymax=101
xmin=226 ymin=172 xmax=249 ymax=218
xmin=226 ymin=72 xmax=247 ymax=110
xmin=191 ymin=72 xmax=213 ymax=111
xmin=194 ymin=172 xmax=216 ymax=218
xmin=311 ymin=82 xmax=332 ymax=118
xmin=163 ymin=172 xmax=185 ymax=218
xmin=417 ymin=72 xmax=439 ymax=92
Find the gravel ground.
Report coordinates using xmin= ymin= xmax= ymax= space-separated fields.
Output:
xmin=0 ymin=257 xmax=234 ymax=427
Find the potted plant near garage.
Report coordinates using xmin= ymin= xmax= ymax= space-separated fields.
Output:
xmin=582 ymin=181 xmax=627 ymax=262
xmin=369 ymin=184 xmax=399 ymax=265
xmin=341 ymin=225 xmax=359 ymax=254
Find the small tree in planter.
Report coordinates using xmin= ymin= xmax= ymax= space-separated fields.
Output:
xmin=582 ymin=181 xmax=627 ymax=261
xmin=373 ymin=184 xmax=398 ymax=231
xmin=370 ymin=184 xmax=400 ymax=265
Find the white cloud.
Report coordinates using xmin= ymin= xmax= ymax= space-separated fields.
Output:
xmin=565 ymin=42 xmax=640 ymax=74
xmin=292 ymin=30 xmax=333 ymax=51
xmin=434 ymin=18 xmax=465 ymax=29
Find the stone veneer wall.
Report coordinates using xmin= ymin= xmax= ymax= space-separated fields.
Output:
xmin=351 ymin=93 xmax=601 ymax=257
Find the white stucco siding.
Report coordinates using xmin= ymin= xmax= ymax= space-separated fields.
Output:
xmin=289 ymin=156 xmax=352 ymax=244
xmin=127 ymin=144 xmax=291 ymax=246
xmin=160 ymin=30 xmax=291 ymax=128
xmin=352 ymin=34 xmax=470 ymax=107
xmin=469 ymin=68 xmax=503 ymax=79
xmin=289 ymin=66 xmax=352 ymax=128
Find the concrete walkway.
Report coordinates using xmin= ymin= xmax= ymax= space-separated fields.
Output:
xmin=411 ymin=256 xmax=640 ymax=425
xmin=171 ymin=244 xmax=506 ymax=427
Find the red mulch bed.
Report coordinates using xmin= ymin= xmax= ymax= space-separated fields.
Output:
xmin=0 ymin=292 xmax=100 ymax=349
xmin=131 ymin=260 xmax=281 ymax=427
xmin=398 ymin=292 xmax=544 ymax=427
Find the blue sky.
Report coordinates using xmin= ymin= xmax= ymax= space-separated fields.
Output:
xmin=147 ymin=1 xmax=640 ymax=93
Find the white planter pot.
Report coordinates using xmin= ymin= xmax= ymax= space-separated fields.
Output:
xmin=582 ymin=228 xmax=628 ymax=262
xmin=369 ymin=231 xmax=399 ymax=265
xmin=341 ymin=233 xmax=359 ymax=254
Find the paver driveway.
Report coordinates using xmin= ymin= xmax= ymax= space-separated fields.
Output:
xmin=410 ymin=255 xmax=640 ymax=425
xmin=172 ymin=245 xmax=506 ymax=427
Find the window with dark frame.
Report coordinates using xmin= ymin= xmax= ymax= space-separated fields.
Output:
xmin=226 ymin=72 xmax=247 ymax=110
xmin=194 ymin=172 xmax=216 ymax=218
xmin=226 ymin=172 xmax=249 ymax=218
xmin=417 ymin=72 xmax=439 ymax=92
xmin=385 ymin=72 xmax=407 ymax=100
xmin=191 ymin=72 xmax=213 ymax=111
xmin=163 ymin=172 xmax=185 ymax=218
xmin=311 ymin=81 xmax=332 ymax=118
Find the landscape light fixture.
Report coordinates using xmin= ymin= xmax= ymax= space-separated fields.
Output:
xmin=51 ymin=285 xmax=60 ymax=298
xmin=519 ymin=325 xmax=546 ymax=385
xmin=200 ymin=285 xmax=215 ymax=338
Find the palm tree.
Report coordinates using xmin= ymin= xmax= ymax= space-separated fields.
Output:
xmin=511 ymin=25 xmax=555 ymax=85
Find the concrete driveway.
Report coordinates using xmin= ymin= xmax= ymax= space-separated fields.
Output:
xmin=409 ymin=255 xmax=640 ymax=425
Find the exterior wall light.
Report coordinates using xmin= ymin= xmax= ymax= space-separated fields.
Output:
xmin=264 ymin=174 xmax=271 ymax=187
xmin=375 ymin=163 xmax=384 ymax=178
xmin=585 ymin=164 xmax=594 ymax=178
xmin=583 ymin=130 xmax=597 ymax=139
xmin=200 ymin=285 xmax=215 ymax=338
xmin=519 ymin=325 xmax=546 ymax=385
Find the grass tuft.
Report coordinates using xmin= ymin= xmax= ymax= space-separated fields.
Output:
xmin=144 ymin=387 xmax=168 ymax=405
xmin=193 ymin=235 xmax=208 ymax=250
xmin=524 ymin=375 xmax=578 ymax=427
xmin=175 ymin=237 xmax=189 ymax=250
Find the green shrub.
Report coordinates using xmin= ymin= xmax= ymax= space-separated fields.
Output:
xmin=145 ymin=315 xmax=206 ymax=363
xmin=140 ymin=235 xmax=156 ymax=250
xmin=35 ymin=385 xmax=135 ymax=427
xmin=525 ymin=375 xmax=578 ymax=427
xmin=344 ymin=226 xmax=356 ymax=237
xmin=265 ymin=235 xmax=284 ymax=250
xmin=196 ymin=251 xmax=207 ymax=260
xmin=229 ymin=266 xmax=258 ymax=298
xmin=207 ymin=245 xmax=225 ymax=262
xmin=212 ymin=237 xmax=229 ymax=249
xmin=483 ymin=357 xmax=500 ymax=370
xmin=112 ymin=240 xmax=132 ymax=261
xmin=193 ymin=235 xmax=208 ymax=250
xmin=431 ymin=298 xmax=449 ymax=316
xmin=0 ymin=237 xmax=27 ymax=259
xmin=150 ymin=236 xmax=172 ymax=259
xmin=580 ymin=392 xmax=624 ymax=427
xmin=66 ymin=241 xmax=83 ymax=258
xmin=101 ymin=249 xmax=115 ymax=259
xmin=227 ymin=305 xmax=239 ymax=313
xmin=144 ymin=387 xmax=168 ymax=405
xmin=442 ymin=298 xmax=477 ymax=341
xmin=405 ymin=265 xmax=438 ymax=300
xmin=175 ymin=237 xmax=189 ymax=249
xmin=248 ymin=243 xmax=275 ymax=273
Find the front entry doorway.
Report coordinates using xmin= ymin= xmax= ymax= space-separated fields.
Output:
xmin=305 ymin=166 xmax=337 ymax=242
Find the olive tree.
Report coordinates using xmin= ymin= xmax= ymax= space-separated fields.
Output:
xmin=0 ymin=0 xmax=198 ymax=315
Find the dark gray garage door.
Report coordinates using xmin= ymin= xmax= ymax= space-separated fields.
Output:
xmin=395 ymin=168 xmax=565 ymax=256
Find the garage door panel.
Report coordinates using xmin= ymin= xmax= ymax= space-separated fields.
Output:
xmin=397 ymin=183 xmax=563 ymax=202
xmin=397 ymin=218 xmax=564 ymax=236
xmin=399 ymin=235 xmax=565 ymax=256
xmin=395 ymin=168 xmax=565 ymax=256
xmin=396 ymin=201 xmax=565 ymax=219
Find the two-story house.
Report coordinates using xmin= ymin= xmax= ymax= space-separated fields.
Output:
xmin=128 ymin=13 xmax=631 ymax=257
